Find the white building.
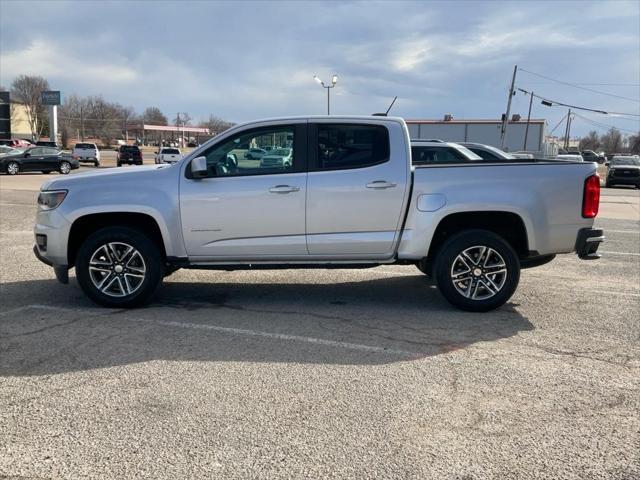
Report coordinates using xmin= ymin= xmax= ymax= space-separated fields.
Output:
xmin=405 ymin=118 xmax=552 ymax=155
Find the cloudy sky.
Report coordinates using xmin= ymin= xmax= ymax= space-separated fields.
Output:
xmin=1 ymin=0 xmax=639 ymax=136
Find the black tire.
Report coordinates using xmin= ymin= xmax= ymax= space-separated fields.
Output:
xmin=434 ymin=229 xmax=520 ymax=312
xmin=41 ymin=171 xmax=52 ymax=174
xmin=415 ymin=258 xmax=430 ymax=275
xmin=6 ymin=161 xmax=19 ymax=175
xmin=117 ymin=161 xmax=121 ymax=167
xmin=605 ymin=180 xmax=612 ymax=188
xmin=94 ymin=161 xmax=100 ymax=167
xmin=75 ymin=226 xmax=164 ymax=308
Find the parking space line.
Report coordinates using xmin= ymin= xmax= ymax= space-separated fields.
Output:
xmin=604 ymin=230 xmax=640 ymax=234
xmin=0 ymin=304 xmax=417 ymax=357
xmin=129 ymin=318 xmax=417 ymax=357
xmin=0 ymin=304 xmax=83 ymax=317
xmin=601 ymin=251 xmax=640 ymax=256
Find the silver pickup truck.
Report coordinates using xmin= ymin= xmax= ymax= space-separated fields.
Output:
xmin=33 ymin=116 xmax=603 ymax=311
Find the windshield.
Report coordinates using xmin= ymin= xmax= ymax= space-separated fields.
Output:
xmin=5 ymin=148 xmax=24 ymax=155
xmin=610 ymin=157 xmax=640 ymax=166
xmin=453 ymin=145 xmax=483 ymax=160
xmin=479 ymin=144 xmax=515 ymax=159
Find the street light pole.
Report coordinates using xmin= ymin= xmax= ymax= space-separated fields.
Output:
xmin=313 ymin=75 xmax=338 ymax=115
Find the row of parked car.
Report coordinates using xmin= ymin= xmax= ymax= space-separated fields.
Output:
xmin=1 ymin=136 xmax=638 ymax=188
xmin=408 ymin=140 xmax=640 ymax=189
xmin=0 ymin=139 xmax=187 ymax=175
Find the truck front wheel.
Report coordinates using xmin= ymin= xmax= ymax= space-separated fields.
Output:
xmin=434 ymin=229 xmax=520 ymax=312
xmin=75 ymin=226 xmax=163 ymax=308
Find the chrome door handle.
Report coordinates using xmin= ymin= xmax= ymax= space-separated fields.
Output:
xmin=269 ymin=185 xmax=300 ymax=194
xmin=366 ymin=181 xmax=397 ymax=189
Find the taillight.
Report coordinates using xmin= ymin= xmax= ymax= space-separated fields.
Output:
xmin=582 ymin=174 xmax=600 ymax=218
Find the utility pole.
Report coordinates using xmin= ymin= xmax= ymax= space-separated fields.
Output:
xmin=80 ymin=104 xmax=85 ymax=141
xmin=563 ymin=108 xmax=572 ymax=150
xmin=500 ymin=64 xmax=518 ymax=150
xmin=523 ymin=90 xmax=534 ymax=151
xmin=176 ymin=112 xmax=180 ymax=147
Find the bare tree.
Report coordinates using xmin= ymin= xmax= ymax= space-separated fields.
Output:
xmin=199 ymin=114 xmax=235 ymax=134
xmin=173 ymin=112 xmax=192 ymax=127
xmin=600 ymin=127 xmax=623 ymax=154
xmin=629 ymin=132 xmax=640 ymax=154
xmin=142 ymin=107 xmax=168 ymax=126
xmin=578 ymin=130 xmax=600 ymax=151
xmin=10 ymin=74 xmax=50 ymax=140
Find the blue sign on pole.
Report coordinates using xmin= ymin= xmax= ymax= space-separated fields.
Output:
xmin=41 ymin=91 xmax=61 ymax=106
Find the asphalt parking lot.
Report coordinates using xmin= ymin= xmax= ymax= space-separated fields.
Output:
xmin=0 ymin=169 xmax=639 ymax=479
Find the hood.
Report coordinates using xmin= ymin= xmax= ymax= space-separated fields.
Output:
xmin=41 ymin=164 xmax=170 ymax=191
xmin=609 ymin=165 xmax=640 ymax=170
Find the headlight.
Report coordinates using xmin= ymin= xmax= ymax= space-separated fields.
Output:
xmin=37 ymin=190 xmax=67 ymax=210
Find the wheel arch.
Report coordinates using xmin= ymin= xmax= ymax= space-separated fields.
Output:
xmin=67 ymin=212 xmax=167 ymax=267
xmin=426 ymin=210 xmax=531 ymax=266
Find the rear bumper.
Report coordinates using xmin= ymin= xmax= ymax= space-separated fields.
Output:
xmin=575 ymin=228 xmax=604 ymax=260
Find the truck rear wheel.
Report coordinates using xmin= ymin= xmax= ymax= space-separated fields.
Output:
xmin=434 ymin=229 xmax=520 ymax=312
xmin=75 ymin=226 xmax=163 ymax=308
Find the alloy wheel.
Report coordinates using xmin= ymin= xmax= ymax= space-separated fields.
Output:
xmin=450 ymin=245 xmax=507 ymax=300
xmin=88 ymin=242 xmax=146 ymax=297
xmin=60 ymin=162 xmax=71 ymax=174
xmin=7 ymin=162 xmax=19 ymax=175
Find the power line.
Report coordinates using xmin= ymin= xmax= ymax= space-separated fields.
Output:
xmin=523 ymin=82 xmax=640 ymax=87
xmin=571 ymin=112 xmax=639 ymax=134
xmin=516 ymin=88 xmax=640 ymax=117
xmin=519 ymin=67 xmax=640 ymax=103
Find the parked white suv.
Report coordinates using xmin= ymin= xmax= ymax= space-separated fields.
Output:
xmin=72 ymin=143 xmax=100 ymax=167
xmin=155 ymin=147 xmax=182 ymax=164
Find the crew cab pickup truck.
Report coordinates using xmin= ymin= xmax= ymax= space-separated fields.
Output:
xmin=117 ymin=145 xmax=143 ymax=166
xmin=33 ymin=116 xmax=603 ymax=311
xmin=72 ymin=143 xmax=100 ymax=167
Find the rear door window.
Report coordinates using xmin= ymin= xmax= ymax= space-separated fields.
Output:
xmin=314 ymin=124 xmax=389 ymax=171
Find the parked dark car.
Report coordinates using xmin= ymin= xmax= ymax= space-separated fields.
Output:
xmin=0 ymin=147 xmax=79 ymax=175
xmin=117 ymin=145 xmax=143 ymax=166
xmin=579 ymin=150 xmax=605 ymax=164
xmin=36 ymin=140 xmax=62 ymax=149
xmin=605 ymin=156 xmax=640 ymax=188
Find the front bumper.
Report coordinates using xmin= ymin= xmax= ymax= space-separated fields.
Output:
xmin=608 ymin=175 xmax=640 ymax=187
xmin=33 ymin=245 xmax=69 ymax=283
xmin=575 ymin=228 xmax=604 ymax=260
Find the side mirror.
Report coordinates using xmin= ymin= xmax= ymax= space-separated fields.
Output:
xmin=190 ymin=156 xmax=208 ymax=178
xmin=605 ymin=162 xmax=609 ymax=167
